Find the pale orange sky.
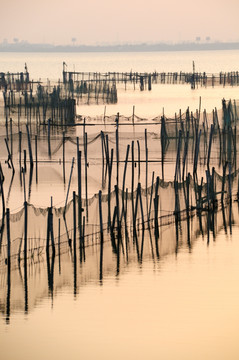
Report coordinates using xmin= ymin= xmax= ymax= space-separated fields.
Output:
xmin=1 ymin=0 xmax=239 ymax=45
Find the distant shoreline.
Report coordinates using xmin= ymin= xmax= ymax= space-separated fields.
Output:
xmin=1 ymin=42 xmax=239 ymax=53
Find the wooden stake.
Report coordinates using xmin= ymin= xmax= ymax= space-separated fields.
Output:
xmin=77 ymin=139 xmax=82 ymax=240
xmin=21 ymin=198 xmax=27 ymax=263
xmin=137 ymin=140 xmax=140 ymax=179
xmin=64 ymin=157 xmax=75 ymax=214
xmin=6 ymin=208 xmax=11 ymax=267
xmin=48 ymin=118 xmax=51 ymax=158
xmin=120 ymin=144 xmax=130 ymax=221
xmin=26 ymin=124 xmax=33 ymax=167
xmin=99 ymin=190 xmax=104 ymax=281
xmin=35 ymin=135 xmax=38 ymax=183
xmin=84 ymin=132 xmax=88 ymax=221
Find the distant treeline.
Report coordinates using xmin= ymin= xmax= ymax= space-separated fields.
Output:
xmin=1 ymin=42 xmax=239 ymax=53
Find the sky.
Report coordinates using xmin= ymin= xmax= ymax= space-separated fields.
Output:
xmin=1 ymin=0 xmax=239 ymax=45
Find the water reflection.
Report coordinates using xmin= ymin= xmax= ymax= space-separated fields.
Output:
xmin=6 ymin=258 xmax=10 ymax=324
xmin=0 ymin=196 xmax=237 ymax=324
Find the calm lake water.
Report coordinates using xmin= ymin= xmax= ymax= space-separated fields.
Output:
xmin=1 ymin=50 xmax=239 ymax=116
xmin=1 ymin=50 xmax=239 ymax=360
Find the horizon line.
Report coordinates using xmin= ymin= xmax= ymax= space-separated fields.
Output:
xmin=1 ymin=41 xmax=239 ymax=53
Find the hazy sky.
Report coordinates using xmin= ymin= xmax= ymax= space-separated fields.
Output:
xmin=1 ymin=0 xmax=239 ymax=45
